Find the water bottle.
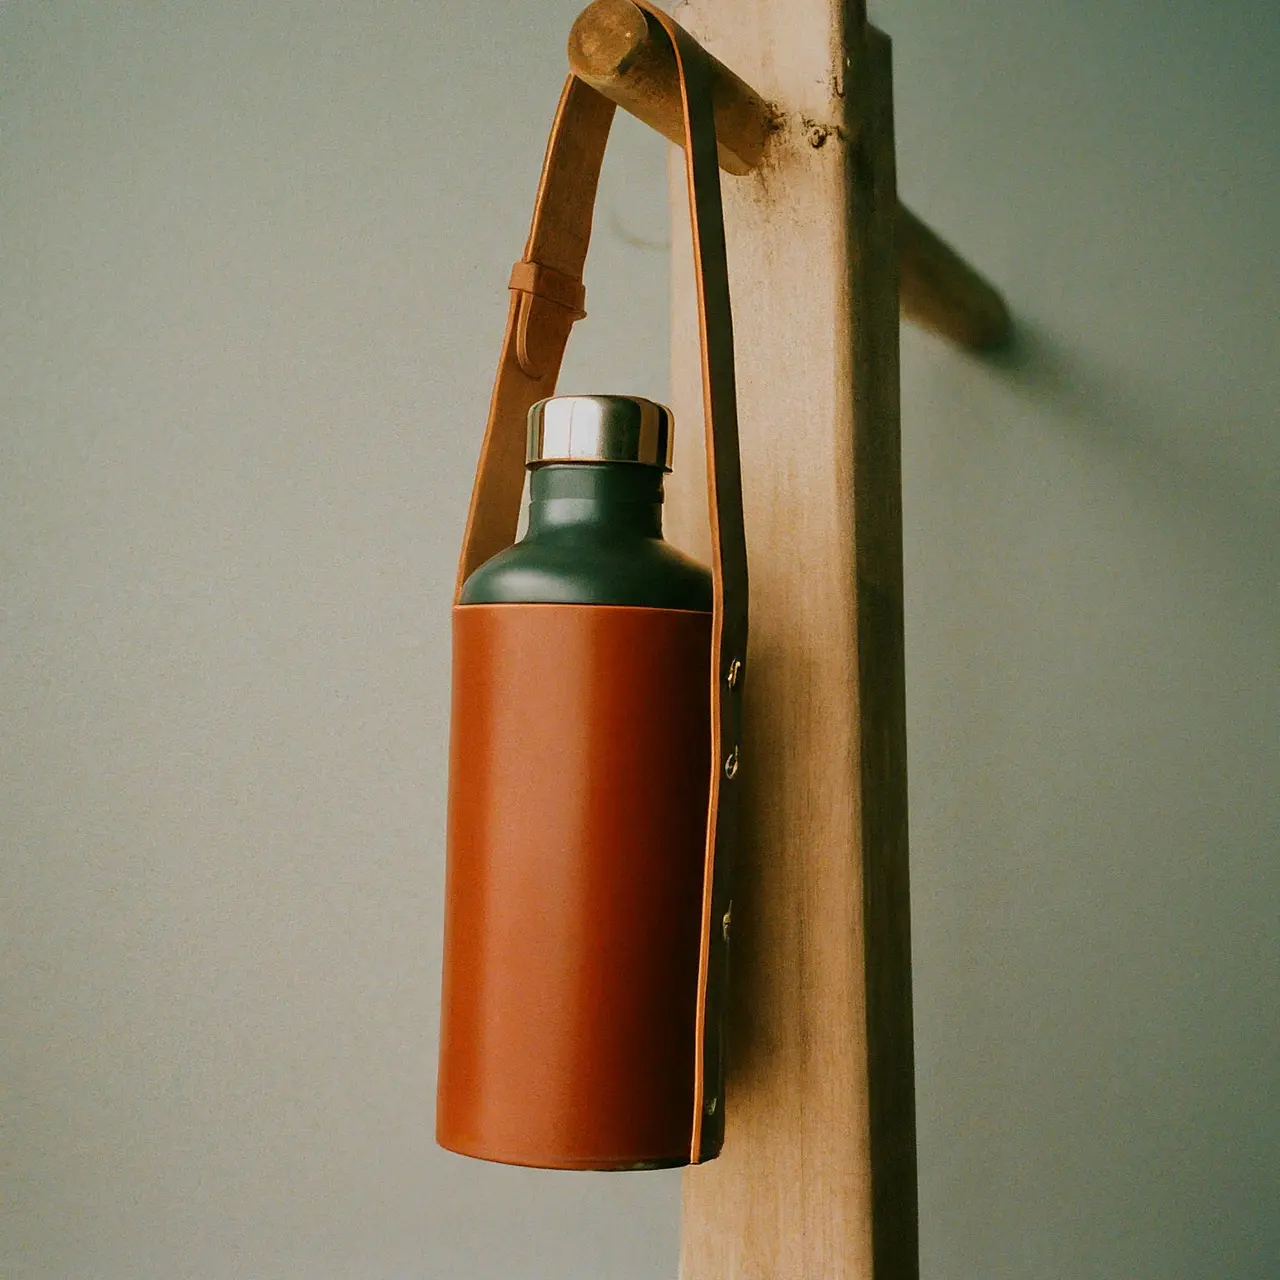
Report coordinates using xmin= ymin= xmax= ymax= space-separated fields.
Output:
xmin=437 ymin=394 xmax=715 ymax=1169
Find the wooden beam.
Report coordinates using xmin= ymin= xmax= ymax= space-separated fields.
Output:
xmin=570 ymin=0 xmax=1012 ymax=350
xmin=665 ymin=2 xmax=917 ymax=1276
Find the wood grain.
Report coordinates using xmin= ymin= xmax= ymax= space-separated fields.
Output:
xmin=666 ymin=4 xmax=918 ymax=1277
xmin=572 ymin=0 xmax=1011 ymax=350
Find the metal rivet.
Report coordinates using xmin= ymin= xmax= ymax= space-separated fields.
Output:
xmin=724 ymin=746 xmax=740 ymax=779
xmin=726 ymin=658 xmax=742 ymax=689
xmin=705 ymin=1096 xmax=718 ymax=1116
xmin=721 ymin=907 xmax=732 ymax=941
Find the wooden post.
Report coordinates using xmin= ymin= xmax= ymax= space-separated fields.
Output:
xmin=566 ymin=0 xmax=1001 ymax=1273
xmin=662 ymin=2 xmax=913 ymax=1276
xmin=665 ymin=7 xmax=915 ymax=1274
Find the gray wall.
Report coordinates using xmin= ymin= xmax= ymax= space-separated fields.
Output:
xmin=2 ymin=2 xmax=1275 ymax=1277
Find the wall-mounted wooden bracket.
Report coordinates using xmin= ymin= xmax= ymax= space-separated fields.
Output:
xmin=570 ymin=0 xmax=1012 ymax=351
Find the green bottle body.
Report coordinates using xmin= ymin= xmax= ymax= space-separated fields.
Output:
xmin=460 ymin=462 xmax=712 ymax=610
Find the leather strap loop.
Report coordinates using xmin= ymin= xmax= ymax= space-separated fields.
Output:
xmin=509 ymin=260 xmax=587 ymax=379
xmin=454 ymin=2 xmax=747 ymax=1165
xmin=508 ymin=260 xmax=587 ymax=316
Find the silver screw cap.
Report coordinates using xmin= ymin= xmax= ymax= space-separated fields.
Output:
xmin=527 ymin=395 xmax=674 ymax=471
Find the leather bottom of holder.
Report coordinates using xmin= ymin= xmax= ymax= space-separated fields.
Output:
xmin=437 ymin=603 xmax=712 ymax=1170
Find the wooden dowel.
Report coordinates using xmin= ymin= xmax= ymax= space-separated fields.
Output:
xmin=568 ymin=0 xmax=775 ymax=176
xmin=568 ymin=0 xmax=1013 ymax=350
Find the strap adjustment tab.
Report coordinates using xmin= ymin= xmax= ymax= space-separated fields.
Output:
xmin=509 ymin=260 xmax=587 ymax=378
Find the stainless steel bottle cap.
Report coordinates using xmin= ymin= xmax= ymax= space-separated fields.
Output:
xmin=527 ymin=395 xmax=674 ymax=471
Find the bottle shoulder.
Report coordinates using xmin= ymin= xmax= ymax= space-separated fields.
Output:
xmin=460 ymin=532 xmax=713 ymax=611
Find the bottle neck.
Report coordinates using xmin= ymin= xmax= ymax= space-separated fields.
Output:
xmin=525 ymin=463 xmax=665 ymax=538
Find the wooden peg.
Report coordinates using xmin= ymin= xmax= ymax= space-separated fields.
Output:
xmin=569 ymin=0 xmax=1013 ymax=350
xmin=568 ymin=0 xmax=775 ymax=175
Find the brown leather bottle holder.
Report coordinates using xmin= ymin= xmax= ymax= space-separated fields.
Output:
xmin=436 ymin=2 xmax=747 ymax=1169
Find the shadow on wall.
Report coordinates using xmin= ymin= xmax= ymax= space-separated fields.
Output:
xmin=987 ymin=318 xmax=1278 ymax=613
xmin=903 ymin=308 xmax=1279 ymax=1275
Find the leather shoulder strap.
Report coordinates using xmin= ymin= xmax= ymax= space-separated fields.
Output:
xmin=453 ymin=75 xmax=615 ymax=596
xmin=637 ymin=1 xmax=747 ymax=1165
xmin=454 ymin=2 xmax=747 ymax=1164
